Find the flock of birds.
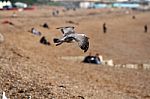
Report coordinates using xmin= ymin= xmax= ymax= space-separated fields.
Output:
xmin=53 ymin=26 xmax=89 ymax=52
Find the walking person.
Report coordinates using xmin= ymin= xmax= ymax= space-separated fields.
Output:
xmin=103 ymin=23 xmax=107 ymax=33
xmin=144 ymin=24 xmax=148 ymax=33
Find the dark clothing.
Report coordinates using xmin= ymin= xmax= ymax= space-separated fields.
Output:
xmin=43 ymin=23 xmax=49 ymax=29
xmin=40 ymin=36 xmax=50 ymax=45
xmin=2 ymin=20 xmax=14 ymax=25
xmin=144 ymin=25 xmax=148 ymax=33
xmin=90 ymin=56 xmax=101 ymax=64
xmin=83 ymin=56 xmax=92 ymax=63
xmin=132 ymin=16 xmax=136 ymax=19
xmin=52 ymin=10 xmax=59 ymax=16
xmin=83 ymin=56 xmax=101 ymax=64
xmin=103 ymin=23 xmax=107 ymax=33
xmin=103 ymin=27 xmax=107 ymax=33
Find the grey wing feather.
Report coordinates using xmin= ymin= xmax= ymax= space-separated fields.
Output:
xmin=73 ymin=34 xmax=89 ymax=52
xmin=57 ymin=26 xmax=75 ymax=36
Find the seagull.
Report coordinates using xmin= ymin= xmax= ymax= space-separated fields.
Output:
xmin=53 ymin=26 xmax=89 ymax=52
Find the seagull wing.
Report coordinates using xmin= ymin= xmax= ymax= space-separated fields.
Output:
xmin=56 ymin=26 xmax=75 ymax=36
xmin=70 ymin=33 xmax=89 ymax=52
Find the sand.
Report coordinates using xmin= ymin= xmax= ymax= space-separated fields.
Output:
xmin=0 ymin=7 xmax=150 ymax=99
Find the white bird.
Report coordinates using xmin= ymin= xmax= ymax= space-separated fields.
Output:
xmin=2 ymin=91 xmax=7 ymax=99
xmin=53 ymin=26 xmax=89 ymax=52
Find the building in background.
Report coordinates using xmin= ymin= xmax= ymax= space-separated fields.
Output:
xmin=0 ymin=0 xmax=12 ymax=9
xmin=14 ymin=2 xmax=28 ymax=8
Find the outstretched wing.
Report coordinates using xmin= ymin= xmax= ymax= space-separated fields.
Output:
xmin=56 ymin=26 xmax=75 ymax=36
xmin=71 ymin=34 xmax=89 ymax=52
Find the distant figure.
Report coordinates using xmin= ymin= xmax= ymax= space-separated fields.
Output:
xmin=73 ymin=8 xmax=76 ymax=11
xmin=12 ymin=12 xmax=17 ymax=18
xmin=41 ymin=23 xmax=49 ymax=29
xmin=40 ymin=36 xmax=50 ymax=46
xmin=52 ymin=10 xmax=59 ymax=16
xmin=132 ymin=15 xmax=136 ymax=19
xmin=144 ymin=24 xmax=148 ymax=33
xmin=2 ymin=20 xmax=14 ymax=25
xmin=103 ymin=23 xmax=107 ymax=33
xmin=56 ymin=10 xmax=59 ymax=15
xmin=30 ymin=28 xmax=41 ymax=36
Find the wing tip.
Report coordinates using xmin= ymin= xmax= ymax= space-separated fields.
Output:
xmin=84 ymin=49 xmax=88 ymax=53
xmin=56 ymin=26 xmax=75 ymax=29
xmin=84 ymin=46 xmax=89 ymax=52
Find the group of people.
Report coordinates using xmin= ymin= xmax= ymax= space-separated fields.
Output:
xmin=83 ymin=53 xmax=101 ymax=64
xmin=102 ymin=15 xmax=148 ymax=34
xmin=52 ymin=10 xmax=59 ymax=17
xmin=132 ymin=15 xmax=148 ymax=33
xmin=30 ymin=23 xmax=51 ymax=46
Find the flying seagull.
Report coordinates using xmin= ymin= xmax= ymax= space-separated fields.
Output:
xmin=53 ymin=26 xmax=89 ymax=52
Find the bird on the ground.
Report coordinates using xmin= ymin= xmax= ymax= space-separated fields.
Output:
xmin=53 ymin=26 xmax=89 ymax=52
